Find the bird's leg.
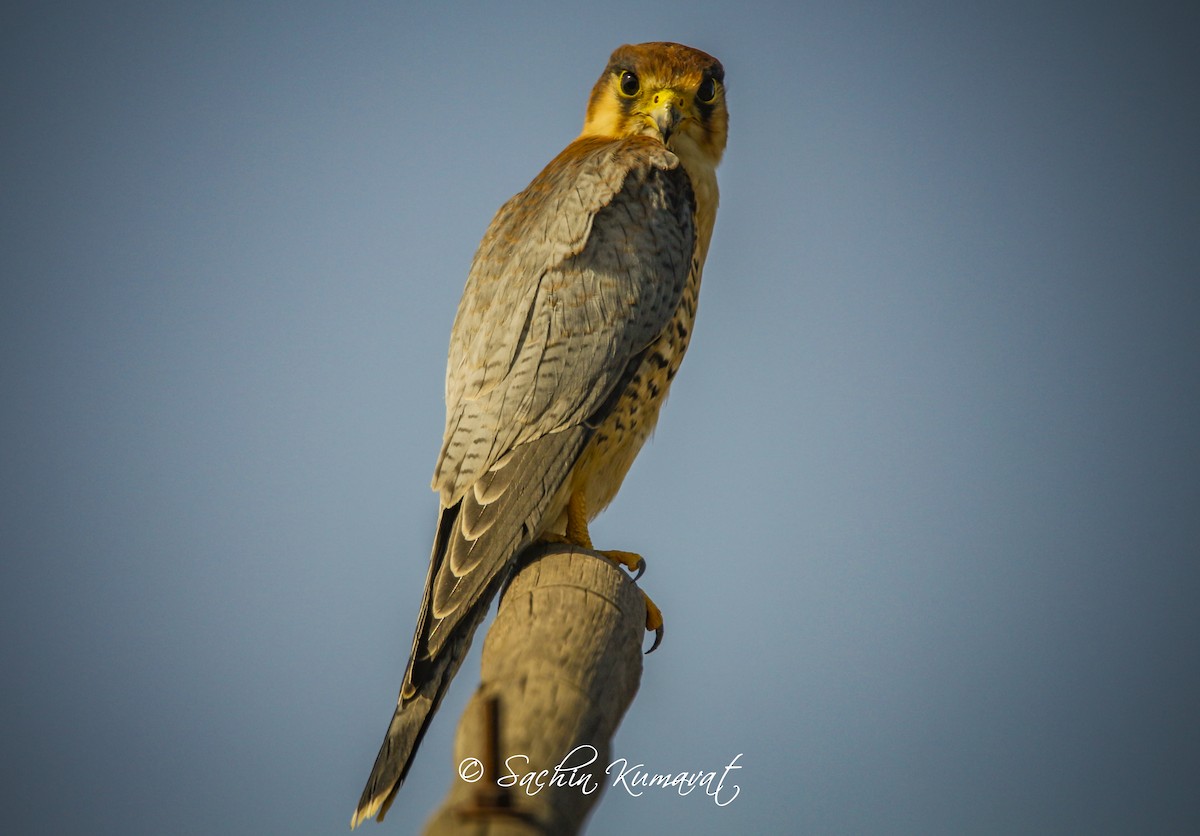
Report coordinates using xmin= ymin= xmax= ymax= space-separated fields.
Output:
xmin=565 ymin=490 xmax=646 ymax=578
xmin=565 ymin=489 xmax=594 ymax=550
xmin=564 ymin=488 xmax=664 ymax=653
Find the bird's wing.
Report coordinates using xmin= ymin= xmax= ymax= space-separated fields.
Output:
xmin=433 ymin=135 xmax=695 ymax=507
xmin=419 ymin=134 xmax=696 ymax=652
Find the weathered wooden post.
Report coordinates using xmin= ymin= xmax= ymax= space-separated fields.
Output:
xmin=423 ymin=544 xmax=647 ymax=835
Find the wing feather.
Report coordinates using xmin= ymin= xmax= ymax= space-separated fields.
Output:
xmin=432 ymin=135 xmax=696 ymax=506
xmin=411 ymin=134 xmax=695 ymax=665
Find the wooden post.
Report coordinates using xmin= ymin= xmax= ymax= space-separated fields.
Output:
xmin=423 ymin=544 xmax=646 ymax=835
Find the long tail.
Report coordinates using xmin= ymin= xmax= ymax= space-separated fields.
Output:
xmin=351 ymin=425 xmax=594 ymax=826
xmin=350 ymin=592 xmax=491 ymax=827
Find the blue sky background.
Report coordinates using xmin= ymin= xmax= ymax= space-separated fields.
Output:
xmin=3 ymin=2 xmax=1197 ymax=834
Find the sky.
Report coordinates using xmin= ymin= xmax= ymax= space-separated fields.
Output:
xmin=2 ymin=2 xmax=1198 ymax=834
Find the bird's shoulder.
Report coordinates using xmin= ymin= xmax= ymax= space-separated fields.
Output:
xmin=448 ymin=135 xmax=694 ymax=360
xmin=476 ymin=135 xmax=689 ymax=265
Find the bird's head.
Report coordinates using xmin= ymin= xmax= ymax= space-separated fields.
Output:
xmin=580 ymin=42 xmax=727 ymax=170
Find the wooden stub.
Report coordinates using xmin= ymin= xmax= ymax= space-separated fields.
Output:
xmin=423 ymin=544 xmax=646 ymax=835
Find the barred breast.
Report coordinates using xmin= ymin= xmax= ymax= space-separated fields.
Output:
xmin=566 ymin=251 xmax=702 ymax=521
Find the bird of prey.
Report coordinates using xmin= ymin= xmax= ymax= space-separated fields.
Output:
xmin=352 ymin=41 xmax=727 ymax=827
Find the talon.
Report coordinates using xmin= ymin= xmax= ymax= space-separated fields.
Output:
xmin=647 ymin=624 xmax=664 ymax=654
xmin=599 ymin=549 xmax=646 ymax=579
xmin=643 ymin=592 xmax=664 ymax=653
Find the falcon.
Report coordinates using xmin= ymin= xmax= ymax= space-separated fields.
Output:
xmin=352 ymin=41 xmax=728 ymax=826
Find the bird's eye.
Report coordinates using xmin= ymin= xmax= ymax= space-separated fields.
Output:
xmin=697 ymin=76 xmax=717 ymax=104
xmin=618 ymin=71 xmax=640 ymax=97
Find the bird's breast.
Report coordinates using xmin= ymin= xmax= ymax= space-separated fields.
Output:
xmin=567 ymin=257 xmax=701 ymax=520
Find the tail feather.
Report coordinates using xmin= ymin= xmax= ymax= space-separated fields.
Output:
xmin=351 ymin=426 xmax=595 ymax=826
xmin=350 ymin=593 xmax=491 ymax=827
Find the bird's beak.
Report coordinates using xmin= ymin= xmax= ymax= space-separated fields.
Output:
xmin=648 ymin=91 xmax=685 ymax=144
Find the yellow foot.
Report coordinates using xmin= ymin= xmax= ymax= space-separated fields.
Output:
xmin=598 ymin=549 xmax=646 ymax=580
xmin=560 ymin=488 xmax=665 ymax=652
xmin=597 ymin=550 xmax=659 ymax=651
